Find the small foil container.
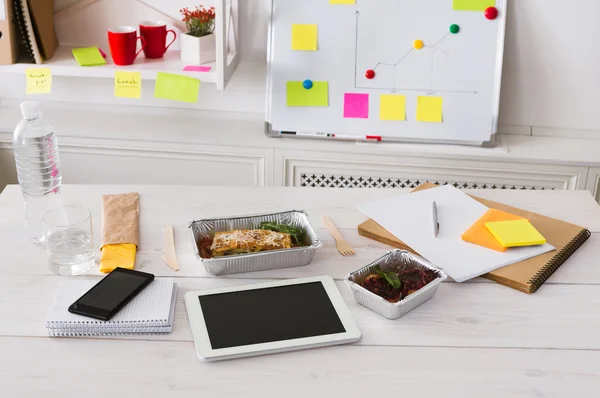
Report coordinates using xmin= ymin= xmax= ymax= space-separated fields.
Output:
xmin=189 ymin=210 xmax=322 ymax=276
xmin=345 ymin=250 xmax=447 ymax=320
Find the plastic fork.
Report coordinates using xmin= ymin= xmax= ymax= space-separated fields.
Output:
xmin=322 ymin=216 xmax=356 ymax=256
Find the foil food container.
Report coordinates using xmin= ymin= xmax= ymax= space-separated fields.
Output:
xmin=189 ymin=210 xmax=322 ymax=276
xmin=345 ymin=250 xmax=447 ymax=320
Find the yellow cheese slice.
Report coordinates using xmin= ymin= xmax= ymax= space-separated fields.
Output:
xmin=100 ymin=243 xmax=137 ymax=273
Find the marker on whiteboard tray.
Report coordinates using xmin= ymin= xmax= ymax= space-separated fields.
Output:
xmin=296 ymin=132 xmax=333 ymax=138
xmin=366 ymin=135 xmax=382 ymax=141
xmin=331 ymin=134 xmax=359 ymax=140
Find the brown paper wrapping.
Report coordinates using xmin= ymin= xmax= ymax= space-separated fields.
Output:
xmin=101 ymin=192 xmax=140 ymax=249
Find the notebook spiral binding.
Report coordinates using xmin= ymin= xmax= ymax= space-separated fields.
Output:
xmin=528 ymin=229 xmax=591 ymax=293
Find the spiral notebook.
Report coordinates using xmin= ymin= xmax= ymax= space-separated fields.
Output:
xmin=358 ymin=183 xmax=591 ymax=294
xmin=46 ymin=278 xmax=177 ymax=337
xmin=12 ymin=0 xmax=42 ymax=64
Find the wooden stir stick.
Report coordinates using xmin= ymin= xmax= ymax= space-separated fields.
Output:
xmin=162 ymin=225 xmax=180 ymax=271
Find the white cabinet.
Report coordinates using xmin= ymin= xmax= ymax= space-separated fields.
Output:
xmin=275 ymin=150 xmax=588 ymax=191
xmin=587 ymin=168 xmax=600 ymax=202
xmin=0 ymin=142 xmax=274 ymax=188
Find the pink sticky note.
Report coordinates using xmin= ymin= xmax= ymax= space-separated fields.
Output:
xmin=344 ymin=93 xmax=369 ymax=119
xmin=183 ymin=65 xmax=212 ymax=72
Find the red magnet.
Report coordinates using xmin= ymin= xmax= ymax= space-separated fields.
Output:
xmin=485 ymin=7 xmax=498 ymax=20
xmin=365 ymin=69 xmax=375 ymax=79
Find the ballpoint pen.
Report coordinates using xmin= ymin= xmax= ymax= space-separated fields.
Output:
xmin=432 ymin=201 xmax=439 ymax=237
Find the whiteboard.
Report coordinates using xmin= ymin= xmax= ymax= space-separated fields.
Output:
xmin=266 ymin=0 xmax=507 ymax=145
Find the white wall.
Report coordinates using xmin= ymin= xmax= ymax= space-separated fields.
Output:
xmin=1 ymin=0 xmax=600 ymax=136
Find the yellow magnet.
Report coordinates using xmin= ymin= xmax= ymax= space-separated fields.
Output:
xmin=413 ymin=40 xmax=424 ymax=50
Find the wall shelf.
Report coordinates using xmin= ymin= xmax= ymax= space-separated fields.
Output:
xmin=0 ymin=0 xmax=240 ymax=90
xmin=0 ymin=46 xmax=239 ymax=84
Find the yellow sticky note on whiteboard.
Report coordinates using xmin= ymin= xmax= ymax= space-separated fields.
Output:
xmin=115 ymin=72 xmax=142 ymax=99
xmin=25 ymin=68 xmax=52 ymax=95
xmin=330 ymin=0 xmax=355 ymax=4
xmin=380 ymin=94 xmax=406 ymax=121
xmin=292 ymin=24 xmax=318 ymax=51
xmin=416 ymin=96 xmax=443 ymax=123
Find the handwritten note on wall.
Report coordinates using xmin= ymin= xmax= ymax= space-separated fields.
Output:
xmin=25 ymin=68 xmax=52 ymax=95
xmin=115 ymin=72 xmax=142 ymax=99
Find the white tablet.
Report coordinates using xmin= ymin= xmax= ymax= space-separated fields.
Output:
xmin=184 ymin=276 xmax=361 ymax=361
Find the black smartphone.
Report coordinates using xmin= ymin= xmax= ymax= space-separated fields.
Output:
xmin=68 ymin=268 xmax=155 ymax=321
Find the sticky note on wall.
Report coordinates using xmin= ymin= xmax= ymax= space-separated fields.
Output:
xmin=330 ymin=0 xmax=356 ymax=4
xmin=344 ymin=93 xmax=369 ymax=119
xmin=115 ymin=72 xmax=142 ymax=99
xmin=287 ymin=82 xmax=329 ymax=107
xmin=453 ymin=0 xmax=495 ymax=11
xmin=154 ymin=72 xmax=200 ymax=103
xmin=292 ymin=24 xmax=318 ymax=51
xmin=380 ymin=94 xmax=406 ymax=121
xmin=25 ymin=68 xmax=52 ymax=95
xmin=416 ymin=96 xmax=443 ymax=123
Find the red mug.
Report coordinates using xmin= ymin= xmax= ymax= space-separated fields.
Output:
xmin=108 ymin=26 xmax=146 ymax=66
xmin=139 ymin=21 xmax=177 ymax=59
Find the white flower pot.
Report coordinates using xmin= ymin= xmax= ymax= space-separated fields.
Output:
xmin=180 ymin=33 xmax=216 ymax=65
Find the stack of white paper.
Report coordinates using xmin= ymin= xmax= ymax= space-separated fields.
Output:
xmin=358 ymin=185 xmax=555 ymax=282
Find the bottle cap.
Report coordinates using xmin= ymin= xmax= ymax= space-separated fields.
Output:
xmin=20 ymin=101 xmax=41 ymax=119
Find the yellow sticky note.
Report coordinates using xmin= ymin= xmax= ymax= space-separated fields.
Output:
xmin=453 ymin=0 xmax=495 ymax=11
xmin=25 ymin=68 xmax=52 ymax=95
xmin=292 ymin=24 xmax=318 ymax=51
xmin=485 ymin=219 xmax=546 ymax=248
xmin=287 ymin=82 xmax=329 ymax=107
xmin=154 ymin=72 xmax=200 ymax=103
xmin=330 ymin=0 xmax=355 ymax=4
xmin=115 ymin=72 xmax=142 ymax=99
xmin=380 ymin=94 xmax=406 ymax=121
xmin=100 ymin=243 xmax=137 ymax=273
xmin=72 ymin=47 xmax=106 ymax=66
xmin=416 ymin=96 xmax=443 ymax=123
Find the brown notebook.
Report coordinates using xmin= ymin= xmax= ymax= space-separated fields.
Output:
xmin=358 ymin=183 xmax=591 ymax=294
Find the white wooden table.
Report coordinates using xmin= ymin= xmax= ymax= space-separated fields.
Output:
xmin=1 ymin=185 xmax=600 ymax=397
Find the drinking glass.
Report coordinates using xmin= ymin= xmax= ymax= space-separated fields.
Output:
xmin=43 ymin=205 xmax=95 ymax=276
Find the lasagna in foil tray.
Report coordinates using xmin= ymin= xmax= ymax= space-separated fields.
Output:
xmin=210 ymin=229 xmax=292 ymax=257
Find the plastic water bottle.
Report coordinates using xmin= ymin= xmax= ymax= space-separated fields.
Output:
xmin=13 ymin=101 xmax=62 ymax=245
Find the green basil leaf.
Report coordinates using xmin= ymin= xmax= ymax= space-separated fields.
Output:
xmin=375 ymin=266 xmax=402 ymax=289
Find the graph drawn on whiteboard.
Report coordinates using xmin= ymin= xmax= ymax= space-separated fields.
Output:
xmin=354 ymin=11 xmax=478 ymax=95
xmin=266 ymin=0 xmax=508 ymax=145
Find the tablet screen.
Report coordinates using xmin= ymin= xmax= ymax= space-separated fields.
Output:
xmin=198 ymin=282 xmax=346 ymax=349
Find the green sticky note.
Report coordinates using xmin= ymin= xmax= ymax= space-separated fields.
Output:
xmin=453 ymin=0 xmax=495 ymax=11
xmin=286 ymin=82 xmax=329 ymax=107
xmin=416 ymin=96 xmax=443 ymax=123
xmin=154 ymin=72 xmax=200 ymax=103
xmin=72 ymin=47 xmax=106 ymax=66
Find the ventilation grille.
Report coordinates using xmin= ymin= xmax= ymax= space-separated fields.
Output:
xmin=300 ymin=174 xmax=556 ymax=190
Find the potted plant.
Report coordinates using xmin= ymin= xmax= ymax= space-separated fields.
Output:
xmin=179 ymin=5 xmax=216 ymax=65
